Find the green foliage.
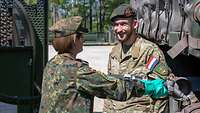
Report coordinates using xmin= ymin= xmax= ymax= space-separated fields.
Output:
xmin=48 ymin=0 xmax=130 ymax=32
xmin=50 ymin=0 xmax=65 ymax=5
xmin=68 ymin=3 xmax=88 ymax=17
xmin=92 ymin=20 xmax=98 ymax=32
xmin=24 ymin=0 xmax=38 ymax=5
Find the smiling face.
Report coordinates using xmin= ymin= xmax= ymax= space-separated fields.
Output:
xmin=112 ymin=17 xmax=135 ymax=43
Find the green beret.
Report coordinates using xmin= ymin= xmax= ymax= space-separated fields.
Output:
xmin=110 ymin=4 xmax=136 ymax=22
xmin=49 ymin=16 xmax=88 ymax=38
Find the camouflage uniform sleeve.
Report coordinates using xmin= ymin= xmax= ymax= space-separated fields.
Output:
xmin=145 ymin=46 xmax=171 ymax=80
xmin=107 ymin=53 xmax=112 ymax=74
xmin=76 ymin=63 xmax=145 ymax=101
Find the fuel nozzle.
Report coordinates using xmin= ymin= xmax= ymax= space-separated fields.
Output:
xmin=166 ymin=77 xmax=192 ymax=103
xmin=173 ymin=85 xmax=190 ymax=101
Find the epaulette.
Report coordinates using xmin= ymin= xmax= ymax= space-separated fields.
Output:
xmin=81 ymin=60 xmax=89 ymax=65
xmin=76 ymin=59 xmax=89 ymax=67
xmin=77 ymin=65 xmax=96 ymax=75
xmin=76 ymin=59 xmax=88 ymax=64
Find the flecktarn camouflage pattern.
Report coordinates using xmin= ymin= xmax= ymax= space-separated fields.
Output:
xmin=39 ymin=53 xmax=147 ymax=113
xmin=49 ymin=16 xmax=87 ymax=37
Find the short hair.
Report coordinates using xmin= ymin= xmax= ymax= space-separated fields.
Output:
xmin=52 ymin=34 xmax=75 ymax=54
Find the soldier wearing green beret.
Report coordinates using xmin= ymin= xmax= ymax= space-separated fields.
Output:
xmin=39 ymin=16 xmax=171 ymax=113
xmin=103 ymin=4 xmax=172 ymax=113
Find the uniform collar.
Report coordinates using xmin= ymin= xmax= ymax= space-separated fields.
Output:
xmin=110 ymin=43 xmax=122 ymax=61
xmin=110 ymin=36 xmax=141 ymax=61
xmin=59 ymin=53 xmax=76 ymax=60
xmin=130 ymin=37 xmax=141 ymax=58
xmin=57 ymin=53 xmax=83 ymax=67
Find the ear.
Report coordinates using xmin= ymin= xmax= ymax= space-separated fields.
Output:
xmin=73 ymin=34 xmax=77 ymax=43
xmin=132 ymin=20 xmax=139 ymax=29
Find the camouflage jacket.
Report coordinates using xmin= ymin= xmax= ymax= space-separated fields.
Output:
xmin=104 ymin=36 xmax=170 ymax=113
xmin=39 ymin=53 xmax=145 ymax=113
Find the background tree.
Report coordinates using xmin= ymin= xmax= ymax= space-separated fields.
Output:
xmin=24 ymin=0 xmax=38 ymax=5
xmin=48 ymin=0 xmax=130 ymax=32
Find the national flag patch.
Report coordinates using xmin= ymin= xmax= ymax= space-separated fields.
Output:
xmin=146 ymin=56 xmax=159 ymax=71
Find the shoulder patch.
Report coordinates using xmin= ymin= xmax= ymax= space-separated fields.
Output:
xmin=146 ymin=56 xmax=159 ymax=71
xmin=82 ymin=60 xmax=89 ymax=65
xmin=154 ymin=63 xmax=169 ymax=78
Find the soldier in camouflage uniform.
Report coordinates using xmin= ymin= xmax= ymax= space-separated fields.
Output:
xmin=39 ymin=16 xmax=170 ymax=113
xmin=103 ymin=4 xmax=171 ymax=113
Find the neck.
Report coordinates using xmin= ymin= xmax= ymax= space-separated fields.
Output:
xmin=62 ymin=52 xmax=77 ymax=59
xmin=71 ymin=52 xmax=77 ymax=58
xmin=122 ymin=32 xmax=137 ymax=46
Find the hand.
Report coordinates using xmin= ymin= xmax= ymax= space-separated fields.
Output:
xmin=165 ymin=80 xmax=175 ymax=96
xmin=167 ymin=73 xmax=176 ymax=80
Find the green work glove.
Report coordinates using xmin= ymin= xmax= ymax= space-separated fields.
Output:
xmin=141 ymin=78 xmax=168 ymax=99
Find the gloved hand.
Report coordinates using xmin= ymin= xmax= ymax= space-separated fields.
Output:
xmin=141 ymin=78 xmax=168 ymax=99
xmin=123 ymin=74 xmax=189 ymax=100
xmin=123 ymin=74 xmax=168 ymax=98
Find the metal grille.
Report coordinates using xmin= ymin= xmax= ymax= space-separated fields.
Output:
xmin=19 ymin=0 xmax=46 ymax=42
xmin=0 ymin=0 xmax=13 ymax=47
xmin=18 ymin=0 xmax=48 ymax=65
xmin=0 ymin=0 xmax=47 ymax=47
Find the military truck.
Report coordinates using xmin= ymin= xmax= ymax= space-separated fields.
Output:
xmin=130 ymin=0 xmax=200 ymax=112
xmin=0 ymin=0 xmax=200 ymax=113
xmin=0 ymin=0 xmax=48 ymax=113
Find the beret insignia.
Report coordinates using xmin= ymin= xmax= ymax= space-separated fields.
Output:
xmin=124 ymin=7 xmax=134 ymax=17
